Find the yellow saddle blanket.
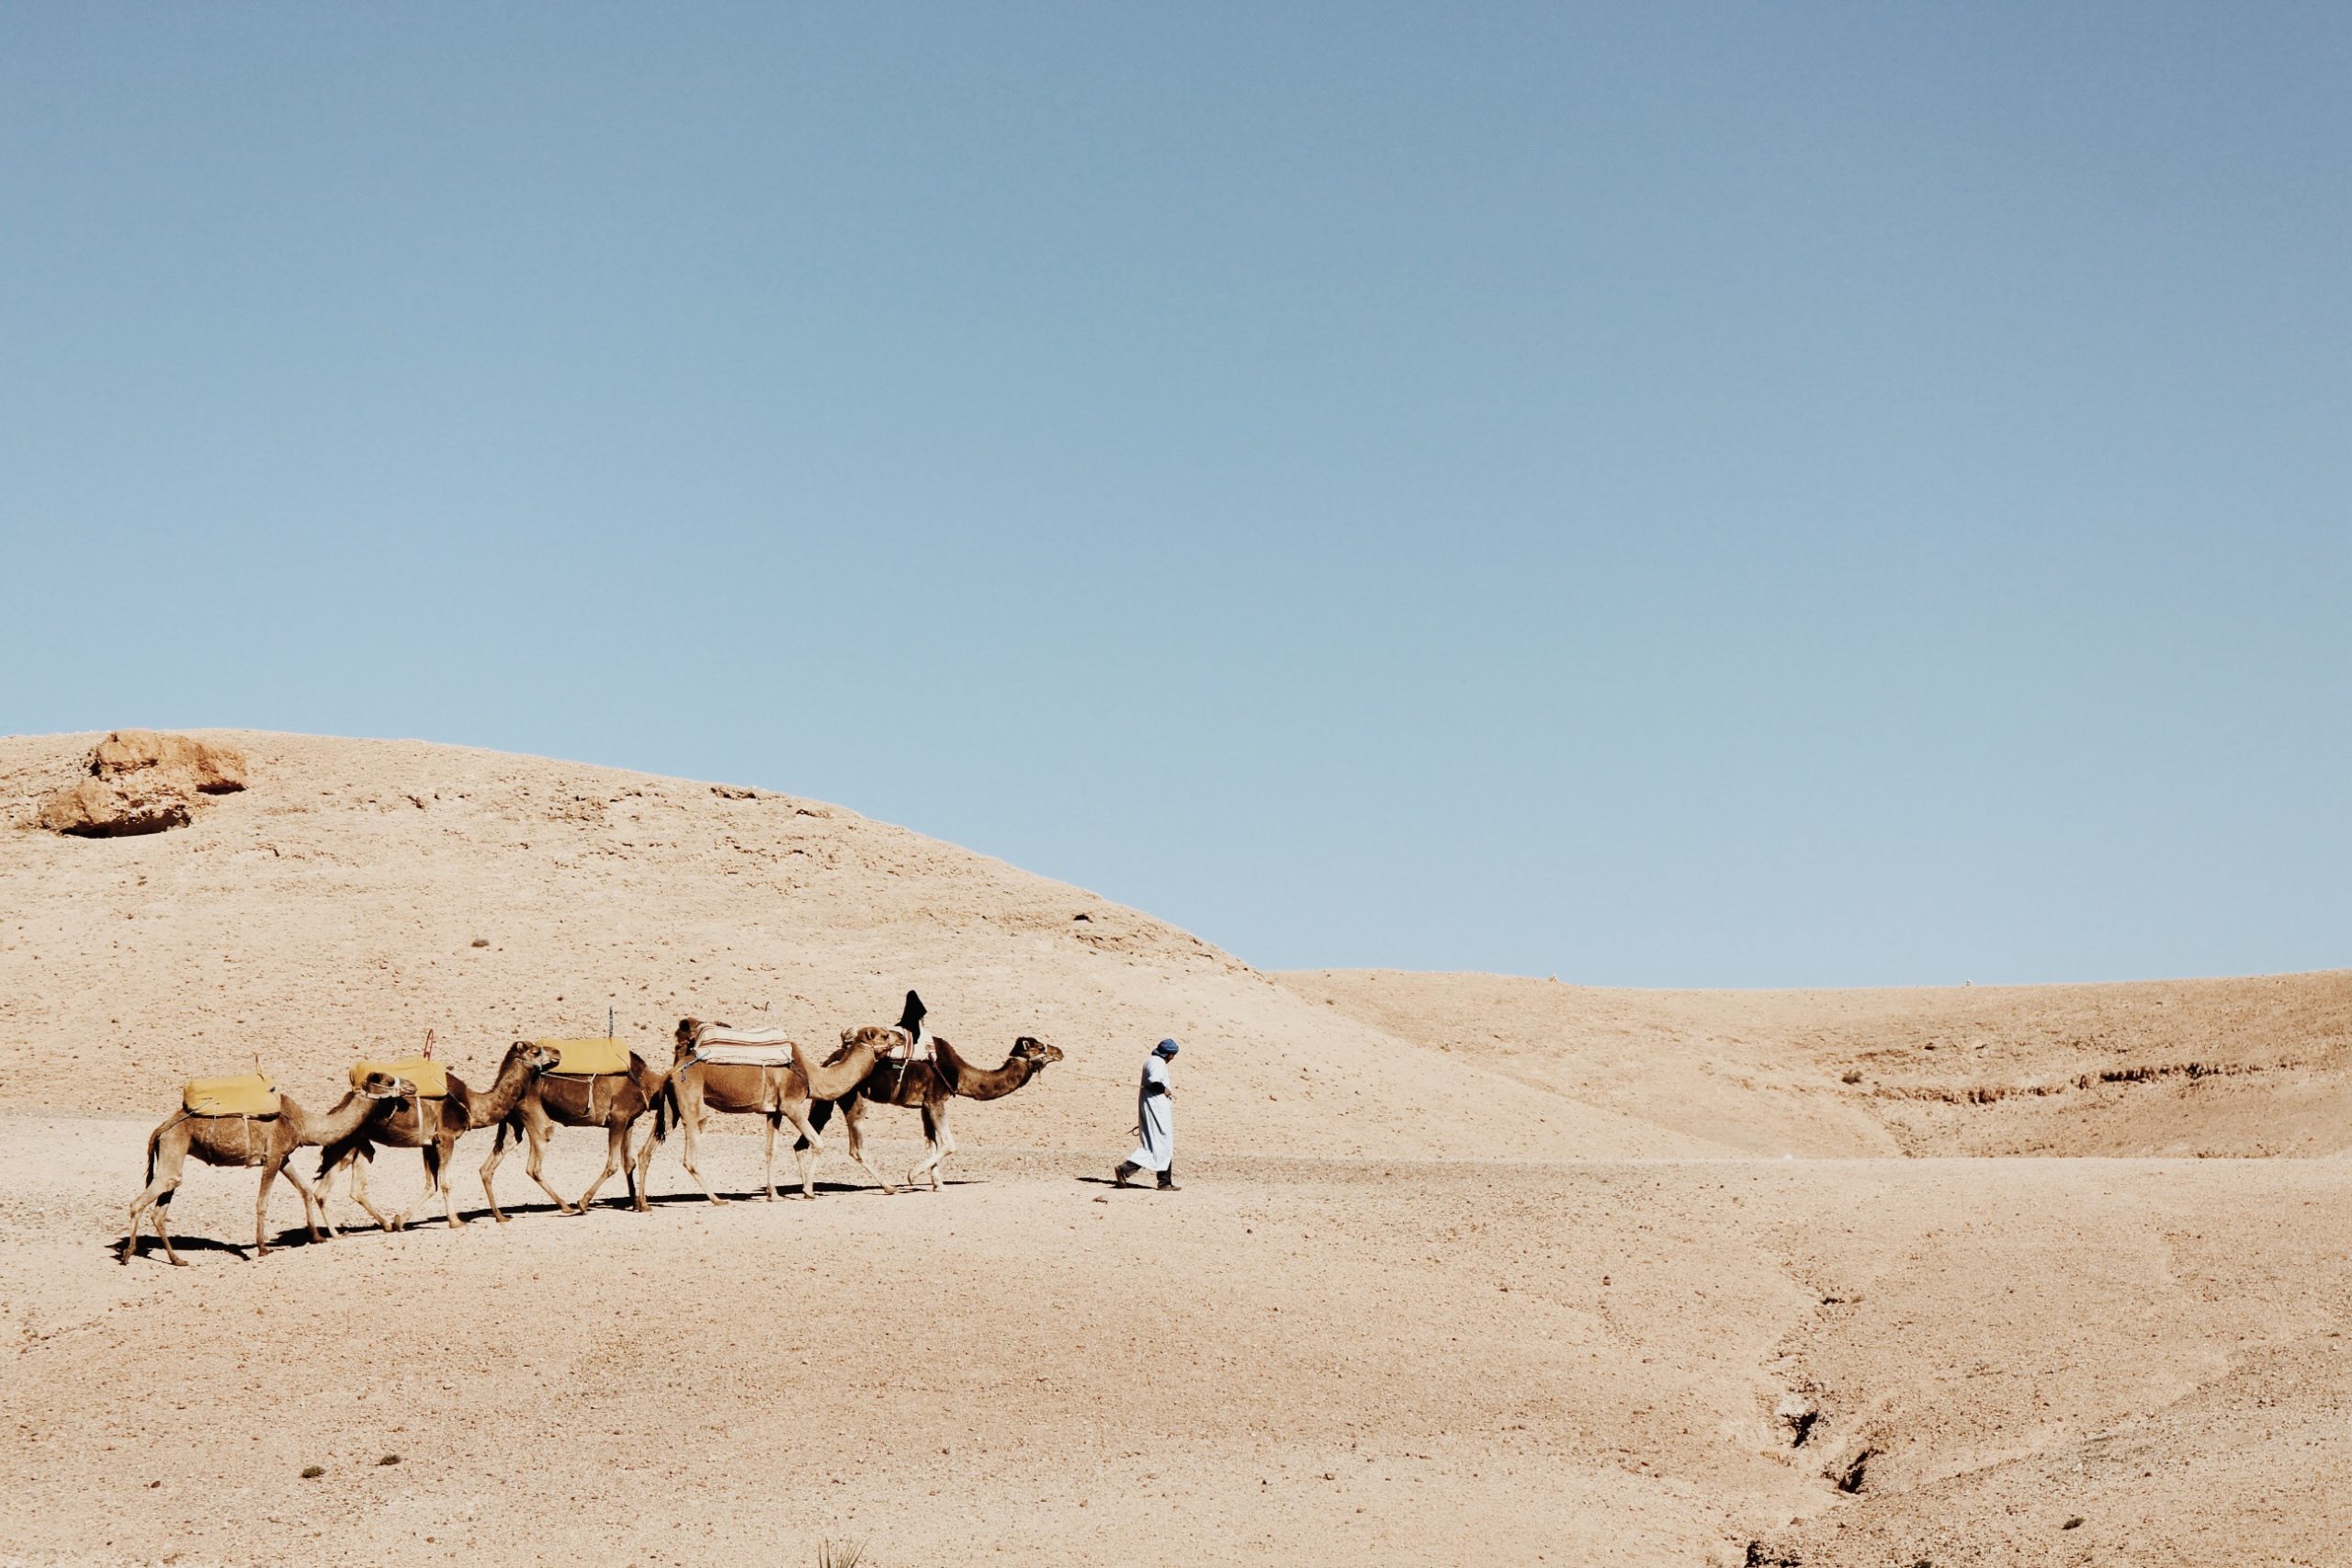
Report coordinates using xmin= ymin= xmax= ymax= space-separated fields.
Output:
xmin=184 ymin=1073 xmax=281 ymax=1118
xmin=350 ymin=1057 xmax=450 ymax=1098
xmin=540 ymin=1038 xmax=631 ymax=1076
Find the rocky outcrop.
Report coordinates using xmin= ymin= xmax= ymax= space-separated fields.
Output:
xmin=90 ymin=729 xmax=246 ymax=794
xmin=33 ymin=730 xmax=247 ymax=838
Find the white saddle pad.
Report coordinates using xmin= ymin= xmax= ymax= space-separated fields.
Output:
xmin=695 ymin=1026 xmax=797 ymax=1067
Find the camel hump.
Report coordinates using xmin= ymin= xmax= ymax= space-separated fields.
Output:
xmin=537 ymin=1038 xmax=632 ymax=1076
xmin=350 ymin=1057 xmax=449 ymax=1098
xmin=183 ymin=1073 xmax=281 ymax=1117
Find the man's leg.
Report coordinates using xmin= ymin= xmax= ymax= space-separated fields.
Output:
xmin=1157 ymin=1163 xmax=1178 ymax=1191
xmin=1114 ymin=1161 xmax=1139 ymax=1188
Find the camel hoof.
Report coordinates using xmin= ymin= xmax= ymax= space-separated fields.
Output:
xmin=709 ymin=1196 xmax=730 ymax=1207
xmin=447 ymin=1218 xmax=468 ymax=1229
xmin=168 ymin=1256 xmax=190 ymax=1268
xmin=489 ymin=1212 xmax=510 ymax=1224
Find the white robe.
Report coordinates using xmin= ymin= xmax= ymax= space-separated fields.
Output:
xmin=1126 ymin=1055 xmax=1173 ymax=1171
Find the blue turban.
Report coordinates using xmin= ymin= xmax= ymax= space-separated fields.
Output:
xmin=1154 ymin=1038 xmax=1180 ymax=1057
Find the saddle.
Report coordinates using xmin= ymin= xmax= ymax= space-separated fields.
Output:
xmin=183 ymin=1072 xmax=281 ymax=1118
xmin=884 ymin=1026 xmax=934 ymax=1064
xmin=693 ymin=1026 xmax=797 ymax=1068
xmin=538 ymin=1038 xmax=631 ymax=1077
xmin=349 ymin=1057 xmax=449 ymax=1098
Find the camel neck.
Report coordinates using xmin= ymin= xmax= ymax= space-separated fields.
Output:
xmin=471 ymin=1058 xmax=538 ymax=1127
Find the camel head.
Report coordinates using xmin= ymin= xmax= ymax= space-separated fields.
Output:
xmin=503 ymin=1040 xmax=562 ymax=1076
xmin=675 ymin=1017 xmax=704 ymax=1050
xmin=355 ymin=1071 xmax=416 ymax=1101
xmin=1012 ymin=1036 xmax=1064 ymax=1073
xmin=841 ymin=1024 xmax=903 ymax=1056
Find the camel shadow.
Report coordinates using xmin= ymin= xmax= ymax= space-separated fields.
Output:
xmin=110 ymin=1222 xmax=331 ymax=1264
xmin=626 ymin=1179 xmax=876 ymax=1208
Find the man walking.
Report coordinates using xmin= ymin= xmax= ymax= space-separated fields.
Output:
xmin=1114 ymin=1038 xmax=1180 ymax=1190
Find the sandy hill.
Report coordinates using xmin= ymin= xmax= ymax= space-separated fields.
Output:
xmin=7 ymin=731 xmax=2347 ymax=1165
xmin=0 ymin=729 xmax=1623 ymax=1160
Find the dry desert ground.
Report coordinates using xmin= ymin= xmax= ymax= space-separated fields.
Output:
xmin=3 ymin=731 xmax=2346 ymax=1566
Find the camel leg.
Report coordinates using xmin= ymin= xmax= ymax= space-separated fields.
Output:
xmin=121 ymin=1187 xmax=160 ymax=1265
xmin=781 ymin=1101 xmax=820 ymax=1199
xmin=152 ymin=1186 xmax=184 ymax=1265
xmin=838 ymin=1098 xmax=896 ymax=1194
xmin=123 ymin=1148 xmax=184 ymax=1266
xmin=762 ymin=1112 xmax=780 ymax=1201
xmin=519 ymin=1109 xmax=578 ymax=1214
xmin=341 ymin=1151 xmax=395 ymax=1234
xmin=932 ymin=1100 xmax=954 ymax=1189
xmin=575 ymin=1122 xmax=627 ymax=1213
xmin=479 ymin=1121 xmax=514 ymax=1222
xmin=253 ymin=1158 xmax=282 ymax=1258
xmin=912 ymin=1102 xmax=948 ymax=1192
xmin=389 ymin=1147 xmax=436 ymax=1231
xmin=676 ymin=1099 xmax=726 ymax=1204
xmin=279 ymin=1157 xmax=326 ymax=1244
xmin=630 ymin=1119 xmax=659 ymax=1206
xmin=435 ymin=1135 xmax=466 ymax=1228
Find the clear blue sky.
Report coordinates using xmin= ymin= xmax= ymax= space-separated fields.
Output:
xmin=4 ymin=5 xmax=2346 ymax=986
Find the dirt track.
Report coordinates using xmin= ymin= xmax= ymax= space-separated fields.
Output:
xmin=6 ymin=1118 xmax=2346 ymax=1567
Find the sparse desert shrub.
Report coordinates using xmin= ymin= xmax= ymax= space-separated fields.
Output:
xmin=1840 ymin=1069 xmax=1862 ymax=1085
xmin=818 ymin=1540 xmax=868 ymax=1568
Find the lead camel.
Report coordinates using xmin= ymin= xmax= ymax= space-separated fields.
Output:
xmin=804 ymin=1032 xmax=1063 ymax=1192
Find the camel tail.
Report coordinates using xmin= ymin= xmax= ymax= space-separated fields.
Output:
xmin=145 ymin=1126 xmax=160 ymax=1187
xmin=651 ymin=1075 xmax=680 ymax=1143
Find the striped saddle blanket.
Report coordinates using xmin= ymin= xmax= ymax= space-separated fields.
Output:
xmin=694 ymin=1026 xmax=797 ymax=1068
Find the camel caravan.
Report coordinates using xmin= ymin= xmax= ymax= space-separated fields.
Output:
xmin=121 ymin=994 xmax=1064 ymax=1265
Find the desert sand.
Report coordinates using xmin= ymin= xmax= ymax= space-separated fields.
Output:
xmin=3 ymin=730 xmax=2346 ymax=1566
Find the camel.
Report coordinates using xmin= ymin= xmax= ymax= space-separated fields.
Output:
xmin=119 ymin=1072 xmax=415 ymax=1265
xmin=314 ymin=1042 xmax=561 ymax=1233
xmin=478 ymin=1047 xmax=666 ymax=1218
xmin=803 ymin=1032 xmax=1063 ymax=1192
xmin=643 ymin=1021 xmax=899 ymax=1201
